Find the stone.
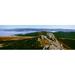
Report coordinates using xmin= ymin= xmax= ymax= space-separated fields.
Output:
xmin=38 ymin=32 xmax=64 ymax=50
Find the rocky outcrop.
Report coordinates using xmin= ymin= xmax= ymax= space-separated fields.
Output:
xmin=38 ymin=32 xmax=64 ymax=50
xmin=0 ymin=31 xmax=65 ymax=50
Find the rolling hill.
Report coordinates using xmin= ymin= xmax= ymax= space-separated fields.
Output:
xmin=0 ymin=31 xmax=75 ymax=50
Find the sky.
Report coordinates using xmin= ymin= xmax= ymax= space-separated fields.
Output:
xmin=0 ymin=25 xmax=75 ymax=29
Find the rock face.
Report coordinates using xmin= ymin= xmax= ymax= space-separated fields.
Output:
xmin=38 ymin=32 xmax=64 ymax=50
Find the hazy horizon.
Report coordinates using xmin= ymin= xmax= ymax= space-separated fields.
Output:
xmin=0 ymin=25 xmax=75 ymax=29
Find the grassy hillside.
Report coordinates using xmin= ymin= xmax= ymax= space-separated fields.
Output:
xmin=15 ymin=31 xmax=75 ymax=49
xmin=0 ymin=31 xmax=49 ymax=49
xmin=0 ymin=31 xmax=75 ymax=49
xmin=16 ymin=31 xmax=75 ymax=39
xmin=15 ymin=31 xmax=48 ymax=36
xmin=53 ymin=32 xmax=75 ymax=49
xmin=59 ymin=38 xmax=75 ymax=49
xmin=53 ymin=32 xmax=75 ymax=39
xmin=0 ymin=37 xmax=42 ymax=49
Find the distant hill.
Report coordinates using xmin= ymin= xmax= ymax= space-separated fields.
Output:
xmin=1 ymin=28 xmax=75 ymax=32
xmin=16 ymin=31 xmax=75 ymax=39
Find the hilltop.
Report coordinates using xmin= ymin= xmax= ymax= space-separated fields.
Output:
xmin=0 ymin=31 xmax=73 ymax=50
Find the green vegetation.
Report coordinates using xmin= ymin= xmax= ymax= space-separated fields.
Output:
xmin=15 ymin=31 xmax=48 ymax=36
xmin=15 ymin=31 xmax=75 ymax=49
xmin=0 ymin=38 xmax=42 ymax=49
xmin=0 ymin=31 xmax=49 ymax=49
xmin=16 ymin=31 xmax=75 ymax=39
xmin=1 ymin=31 xmax=75 ymax=49
xmin=53 ymin=32 xmax=75 ymax=39
xmin=53 ymin=32 xmax=75 ymax=49
xmin=59 ymin=38 xmax=75 ymax=49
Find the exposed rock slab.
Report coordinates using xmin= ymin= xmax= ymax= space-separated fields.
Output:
xmin=38 ymin=32 xmax=64 ymax=50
